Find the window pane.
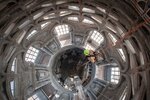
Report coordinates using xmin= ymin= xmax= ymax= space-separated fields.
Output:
xmin=68 ymin=17 xmax=79 ymax=21
xmin=108 ymin=33 xmax=117 ymax=45
xmin=26 ymin=30 xmax=37 ymax=40
xmin=68 ymin=6 xmax=79 ymax=10
xmin=82 ymin=18 xmax=94 ymax=24
xmin=111 ymin=67 xmax=120 ymax=84
xmin=54 ymin=24 xmax=70 ymax=36
xmin=25 ymin=46 xmax=39 ymax=63
xmin=117 ymin=48 xmax=126 ymax=61
xmin=10 ymin=81 xmax=14 ymax=96
xmin=11 ymin=58 xmax=16 ymax=71
xmin=82 ymin=7 xmax=95 ymax=13
xmin=90 ymin=30 xmax=104 ymax=45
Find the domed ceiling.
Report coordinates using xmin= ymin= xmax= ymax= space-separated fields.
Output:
xmin=0 ymin=0 xmax=150 ymax=100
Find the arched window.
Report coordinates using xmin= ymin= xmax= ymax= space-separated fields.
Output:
xmin=25 ymin=46 xmax=39 ymax=63
xmin=117 ymin=48 xmax=126 ymax=62
xmin=26 ymin=30 xmax=37 ymax=40
xmin=54 ymin=24 xmax=70 ymax=36
xmin=108 ymin=33 xmax=117 ymax=45
xmin=68 ymin=17 xmax=79 ymax=21
xmin=82 ymin=7 xmax=95 ymax=13
xmin=41 ymin=22 xmax=51 ymax=29
xmin=82 ymin=18 xmax=94 ymax=24
xmin=10 ymin=81 xmax=15 ymax=96
xmin=97 ymin=6 xmax=106 ymax=13
xmin=68 ymin=6 xmax=79 ymax=10
xmin=110 ymin=67 xmax=120 ymax=84
xmin=11 ymin=58 xmax=16 ymax=72
xmin=54 ymin=24 xmax=71 ymax=47
xmin=43 ymin=13 xmax=55 ymax=19
xmin=119 ymin=87 xmax=127 ymax=100
xmin=90 ymin=30 xmax=104 ymax=45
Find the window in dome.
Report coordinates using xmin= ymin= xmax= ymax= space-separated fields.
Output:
xmin=82 ymin=7 xmax=95 ymax=13
xmin=90 ymin=30 xmax=104 ymax=45
xmin=125 ymin=40 xmax=135 ymax=54
xmin=97 ymin=7 xmax=106 ymax=13
xmin=68 ymin=6 xmax=79 ymax=10
xmin=33 ymin=12 xmax=44 ymax=20
xmin=18 ymin=20 xmax=31 ymax=29
xmin=117 ymin=26 xmax=125 ymax=36
xmin=117 ymin=48 xmax=126 ymax=62
xmin=111 ymin=67 xmax=120 ymax=84
xmin=60 ymin=11 xmax=72 ymax=16
xmin=85 ymin=43 xmax=95 ymax=51
xmin=82 ymin=18 xmax=94 ymax=24
xmin=106 ymin=25 xmax=117 ymax=33
xmin=41 ymin=22 xmax=50 ymax=29
xmin=41 ymin=3 xmax=52 ymax=7
xmin=43 ymin=13 xmax=55 ymax=19
xmin=25 ymin=46 xmax=39 ymax=63
xmin=119 ymin=87 xmax=127 ymax=100
xmin=5 ymin=23 xmax=15 ymax=35
xmin=91 ymin=16 xmax=102 ymax=24
xmin=108 ymin=33 xmax=117 ymax=45
xmin=54 ymin=24 xmax=70 ymax=36
xmin=56 ymin=1 xmax=66 ymax=5
xmin=10 ymin=81 xmax=15 ymax=96
xmin=68 ymin=17 xmax=79 ymax=21
xmin=17 ymin=30 xmax=26 ymax=44
xmin=11 ymin=58 xmax=16 ymax=72
xmin=26 ymin=30 xmax=37 ymax=40
xmin=140 ymin=52 xmax=144 ymax=65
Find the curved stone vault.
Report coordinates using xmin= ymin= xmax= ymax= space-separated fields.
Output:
xmin=0 ymin=0 xmax=150 ymax=100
